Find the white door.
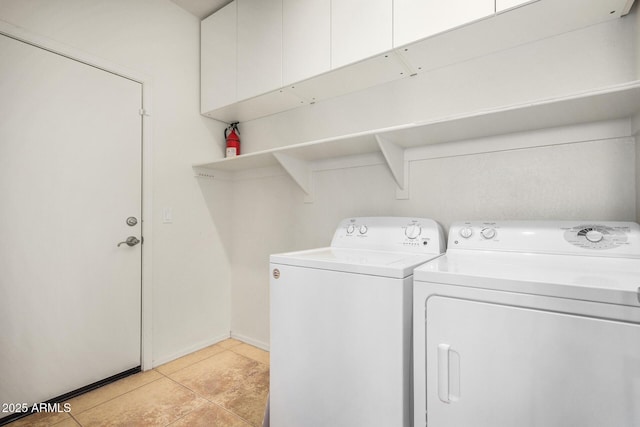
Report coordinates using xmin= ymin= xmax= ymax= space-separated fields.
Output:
xmin=426 ymin=296 xmax=640 ymax=427
xmin=0 ymin=34 xmax=142 ymax=409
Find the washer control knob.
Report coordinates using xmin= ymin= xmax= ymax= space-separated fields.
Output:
xmin=359 ymin=225 xmax=368 ymax=235
xmin=459 ymin=227 xmax=473 ymax=239
xmin=586 ymin=230 xmax=604 ymax=243
xmin=405 ymin=224 xmax=422 ymax=239
xmin=481 ymin=227 xmax=496 ymax=240
xmin=347 ymin=225 xmax=355 ymax=234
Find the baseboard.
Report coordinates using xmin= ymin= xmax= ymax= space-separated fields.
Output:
xmin=231 ymin=332 xmax=270 ymax=351
xmin=152 ymin=332 xmax=231 ymax=368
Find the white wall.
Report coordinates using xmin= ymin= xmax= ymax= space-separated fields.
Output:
xmin=635 ymin=111 xmax=640 ymax=224
xmin=0 ymin=0 xmax=232 ymax=365
xmin=636 ymin=7 xmax=640 ymax=224
xmin=4 ymin=2 xmax=636 ymax=354
xmin=230 ymin=14 xmax=640 ymax=347
xmin=230 ymin=124 xmax=637 ymax=347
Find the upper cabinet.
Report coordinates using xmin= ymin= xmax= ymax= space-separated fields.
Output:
xmin=201 ymin=0 xmax=635 ymax=123
xmin=393 ymin=0 xmax=495 ymax=47
xmin=331 ymin=0 xmax=393 ymax=69
xmin=496 ymin=0 xmax=536 ymax=13
xmin=283 ymin=0 xmax=331 ymax=86
xmin=237 ymin=0 xmax=282 ymax=101
xmin=201 ymin=1 xmax=237 ymax=113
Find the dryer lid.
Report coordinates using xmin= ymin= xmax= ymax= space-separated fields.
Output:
xmin=414 ymin=250 xmax=640 ymax=306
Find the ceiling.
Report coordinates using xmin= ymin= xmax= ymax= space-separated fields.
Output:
xmin=170 ymin=0 xmax=232 ymax=19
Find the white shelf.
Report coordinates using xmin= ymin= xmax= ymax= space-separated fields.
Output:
xmin=194 ymin=81 xmax=640 ymax=201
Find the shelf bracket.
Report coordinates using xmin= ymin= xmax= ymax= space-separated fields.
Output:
xmin=376 ymin=135 xmax=409 ymax=199
xmin=273 ymin=152 xmax=314 ymax=203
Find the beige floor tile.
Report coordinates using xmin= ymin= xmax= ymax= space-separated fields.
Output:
xmin=229 ymin=343 xmax=270 ymax=366
xmin=167 ymin=401 xmax=252 ymax=427
xmin=6 ymin=410 xmax=70 ymax=427
xmin=167 ymin=350 xmax=269 ymax=426
xmin=156 ymin=343 xmax=227 ymax=375
xmin=65 ymin=369 xmax=163 ymax=415
xmin=53 ymin=417 xmax=81 ymax=426
xmin=217 ymin=338 xmax=244 ymax=349
xmin=74 ymin=377 xmax=206 ymax=427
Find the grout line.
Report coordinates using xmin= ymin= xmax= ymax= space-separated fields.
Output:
xmin=160 ymin=398 xmax=209 ymax=427
xmin=155 ymin=339 xmax=243 ymax=376
xmin=227 ymin=343 xmax=271 ymax=367
xmin=157 ymin=348 xmax=231 ymax=377
xmin=68 ymin=375 xmax=165 ymax=417
xmin=161 ymin=370 xmax=256 ymax=427
xmin=68 ymin=413 xmax=82 ymax=426
xmin=63 ymin=340 xmax=267 ymax=427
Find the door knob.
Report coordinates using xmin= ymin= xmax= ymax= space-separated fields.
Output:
xmin=117 ymin=236 xmax=140 ymax=247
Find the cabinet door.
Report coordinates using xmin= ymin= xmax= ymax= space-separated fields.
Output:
xmin=237 ymin=0 xmax=282 ymax=101
xmin=201 ymin=1 xmax=236 ymax=114
xmin=394 ymin=0 xmax=494 ymax=47
xmin=283 ymin=0 xmax=331 ymax=86
xmin=331 ymin=0 xmax=392 ymax=69
xmin=497 ymin=0 xmax=535 ymax=12
xmin=425 ymin=296 xmax=640 ymax=427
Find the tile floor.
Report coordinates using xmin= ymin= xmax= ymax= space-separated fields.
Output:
xmin=7 ymin=339 xmax=269 ymax=427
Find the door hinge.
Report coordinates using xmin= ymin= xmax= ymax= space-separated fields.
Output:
xmin=637 ymin=287 xmax=640 ymax=304
xmin=139 ymin=108 xmax=150 ymax=116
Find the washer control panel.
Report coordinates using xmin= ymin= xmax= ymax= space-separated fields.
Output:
xmin=332 ymin=217 xmax=445 ymax=254
xmin=450 ymin=220 xmax=640 ymax=258
xmin=563 ymin=224 xmax=629 ymax=250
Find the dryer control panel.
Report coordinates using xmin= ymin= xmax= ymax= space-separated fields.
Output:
xmin=331 ymin=217 xmax=445 ymax=254
xmin=449 ymin=220 xmax=640 ymax=258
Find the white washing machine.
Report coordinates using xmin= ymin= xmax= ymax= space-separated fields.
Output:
xmin=413 ymin=220 xmax=640 ymax=427
xmin=270 ymin=217 xmax=445 ymax=427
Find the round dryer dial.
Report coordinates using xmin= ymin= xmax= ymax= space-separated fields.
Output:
xmin=481 ymin=227 xmax=496 ymax=239
xmin=563 ymin=224 xmax=628 ymax=250
xmin=405 ymin=224 xmax=422 ymax=239
xmin=459 ymin=227 xmax=473 ymax=239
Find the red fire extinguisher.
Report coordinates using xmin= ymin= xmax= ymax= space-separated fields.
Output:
xmin=225 ymin=122 xmax=240 ymax=157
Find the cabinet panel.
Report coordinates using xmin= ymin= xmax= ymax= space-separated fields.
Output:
xmin=201 ymin=1 xmax=236 ymax=113
xmin=496 ymin=0 xmax=535 ymax=12
xmin=237 ymin=0 xmax=282 ymax=101
xmin=331 ymin=0 xmax=392 ymax=69
xmin=283 ymin=0 xmax=331 ymax=86
xmin=425 ymin=296 xmax=640 ymax=427
xmin=394 ymin=0 xmax=494 ymax=47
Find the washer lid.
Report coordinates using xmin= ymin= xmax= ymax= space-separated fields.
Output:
xmin=414 ymin=250 xmax=640 ymax=306
xmin=270 ymin=247 xmax=442 ymax=278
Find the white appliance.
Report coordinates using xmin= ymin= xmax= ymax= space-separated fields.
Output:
xmin=413 ymin=220 xmax=640 ymax=427
xmin=270 ymin=217 xmax=445 ymax=427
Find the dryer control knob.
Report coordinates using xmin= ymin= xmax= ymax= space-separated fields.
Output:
xmin=586 ymin=230 xmax=604 ymax=243
xmin=359 ymin=225 xmax=368 ymax=235
xmin=347 ymin=225 xmax=355 ymax=234
xmin=459 ymin=227 xmax=473 ymax=239
xmin=481 ymin=227 xmax=496 ymax=239
xmin=405 ymin=224 xmax=422 ymax=239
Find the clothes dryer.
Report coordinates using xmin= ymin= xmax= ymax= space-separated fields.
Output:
xmin=413 ymin=220 xmax=640 ymax=427
xmin=270 ymin=217 xmax=445 ymax=427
